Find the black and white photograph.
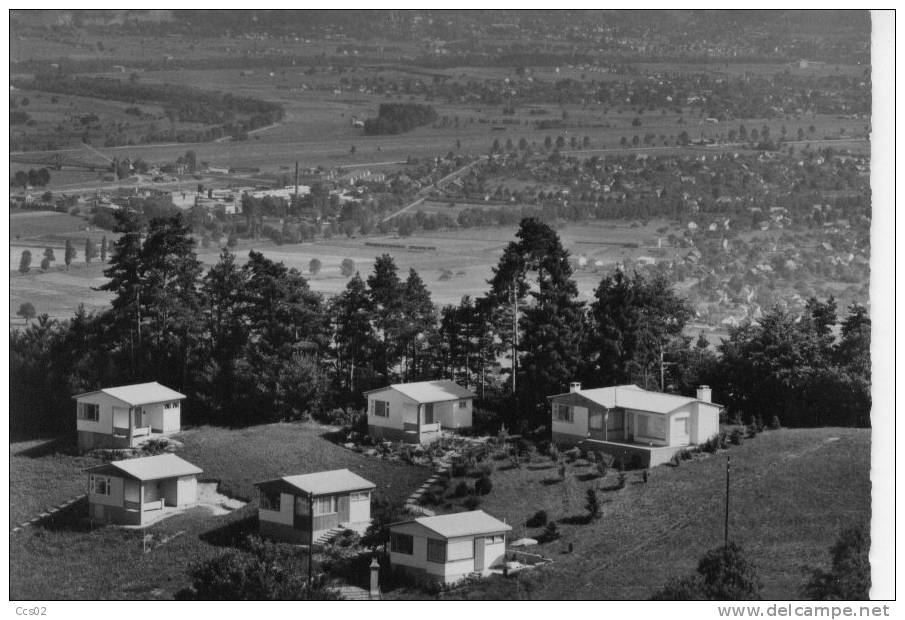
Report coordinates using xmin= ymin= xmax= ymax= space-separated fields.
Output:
xmin=7 ymin=8 xmax=895 ymax=606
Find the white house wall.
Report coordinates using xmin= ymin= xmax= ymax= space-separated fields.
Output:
xmin=551 ymin=404 xmax=588 ymax=438
xmin=668 ymin=403 xmax=694 ymax=446
xmin=439 ymin=399 xmax=472 ymax=429
xmin=259 ymin=492 xmax=295 ymax=526
xmin=484 ymin=539 xmax=506 ymax=569
xmin=693 ymin=403 xmax=721 ymax=443
xmin=348 ymin=491 xmax=371 ymax=523
xmin=367 ymin=389 xmax=417 ymax=431
xmin=76 ymin=393 xmax=122 ymax=434
xmin=88 ymin=475 xmax=124 ymax=507
xmin=176 ymin=475 xmax=197 ymax=506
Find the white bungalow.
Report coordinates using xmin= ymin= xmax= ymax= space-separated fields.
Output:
xmin=363 ymin=380 xmax=475 ymax=444
xmin=548 ymin=383 xmax=722 ymax=467
xmin=85 ymin=453 xmax=202 ymax=526
xmin=388 ymin=510 xmax=511 ymax=584
xmin=255 ymin=469 xmax=375 ymax=545
xmin=74 ymin=382 xmax=185 ymax=453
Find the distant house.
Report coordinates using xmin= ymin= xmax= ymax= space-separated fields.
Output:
xmin=74 ymin=382 xmax=185 ymax=453
xmin=364 ymin=380 xmax=475 ymax=444
xmin=548 ymin=383 xmax=722 ymax=467
xmin=388 ymin=510 xmax=511 ymax=584
xmin=85 ymin=453 xmax=202 ymax=526
xmin=255 ymin=469 xmax=375 ymax=545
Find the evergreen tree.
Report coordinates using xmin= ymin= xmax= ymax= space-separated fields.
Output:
xmin=802 ymin=524 xmax=870 ymax=600
xmin=331 ymin=273 xmax=377 ymax=394
xmin=652 ymin=542 xmax=762 ymax=600
xmin=100 ymin=236 xmax=108 ymax=262
xmin=64 ymin=239 xmax=77 ymax=270
xmin=18 ymin=250 xmax=31 ymax=274
xmin=85 ymin=238 xmax=98 ymax=264
xmin=367 ymin=254 xmax=405 ymax=381
xmin=400 ymin=268 xmax=436 ymax=381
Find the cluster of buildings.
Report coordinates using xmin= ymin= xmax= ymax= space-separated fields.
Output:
xmin=74 ymin=378 xmax=720 ymax=586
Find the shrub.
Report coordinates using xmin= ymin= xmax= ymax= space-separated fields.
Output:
xmin=769 ymin=415 xmax=781 ymax=430
xmin=628 ymin=453 xmax=643 ymax=470
xmin=474 ymin=462 xmax=494 ymax=478
xmin=564 ymin=447 xmax=581 ymax=462
xmin=539 ymin=522 xmax=560 ymax=542
xmin=671 ymin=452 xmax=682 ymax=467
xmin=420 ymin=490 xmax=440 ymax=506
xmin=598 ymin=452 xmax=615 ymax=468
xmin=526 ymin=510 xmax=548 ymax=528
xmin=617 ymin=472 xmax=627 ymax=489
xmin=548 ymin=443 xmax=560 ymax=462
xmin=642 ymin=469 xmax=650 ymax=483
xmin=730 ymin=429 xmax=744 ymax=446
xmin=755 ymin=415 xmax=765 ymax=432
xmin=451 ymin=481 xmax=470 ymax=498
xmin=596 ymin=461 xmax=608 ymax=478
xmin=463 ymin=495 xmax=482 ymax=510
xmin=585 ymin=488 xmax=601 ymax=519
xmin=746 ymin=425 xmax=758 ymax=439
xmin=451 ymin=459 xmax=468 ymax=477
xmin=474 ymin=474 xmax=493 ymax=496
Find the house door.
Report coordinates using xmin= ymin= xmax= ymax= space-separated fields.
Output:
xmin=474 ymin=536 xmax=485 ymax=572
xmin=424 ymin=403 xmax=435 ymax=425
xmin=133 ymin=407 xmax=146 ymax=428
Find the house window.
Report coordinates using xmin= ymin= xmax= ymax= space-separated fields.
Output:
xmin=555 ymin=405 xmax=573 ymax=423
xmin=78 ymin=402 xmax=100 ymax=421
xmin=489 ymin=534 xmax=505 ymax=544
xmin=638 ymin=415 xmax=666 ymax=440
xmin=260 ymin=490 xmax=281 ymax=511
xmin=676 ymin=417 xmax=689 ymax=434
xmin=390 ymin=532 xmax=413 ymax=555
xmin=350 ymin=491 xmax=370 ymax=503
xmin=314 ymin=496 xmax=339 ymax=515
xmin=427 ymin=538 xmax=447 ymax=563
xmin=164 ymin=401 xmax=179 ymax=409
xmin=90 ymin=475 xmax=111 ymax=496
xmin=373 ymin=400 xmax=389 ymax=417
xmin=458 ymin=400 xmax=467 ymax=409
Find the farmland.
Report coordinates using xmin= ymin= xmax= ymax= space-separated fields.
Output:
xmin=9 ymin=421 xmax=432 ymax=600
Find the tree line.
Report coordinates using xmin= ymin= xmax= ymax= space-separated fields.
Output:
xmin=9 ymin=216 xmax=869 ymax=439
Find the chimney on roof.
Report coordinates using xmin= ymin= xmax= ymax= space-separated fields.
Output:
xmin=569 ymin=382 xmax=582 ymax=393
xmin=697 ymin=385 xmax=711 ymax=403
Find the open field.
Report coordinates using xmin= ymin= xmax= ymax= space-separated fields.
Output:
xmin=430 ymin=427 xmax=870 ymax=600
xmin=9 ymin=421 xmax=433 ymax=600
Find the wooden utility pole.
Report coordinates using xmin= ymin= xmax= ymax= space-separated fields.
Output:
xmin=308 ymin=493 xmax=314 ymax=588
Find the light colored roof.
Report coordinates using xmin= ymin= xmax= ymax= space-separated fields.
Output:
xmin=408 ymin=510 xmax=511 ymax=539
xmin=74 ymin=382 xmax=186 ymax=406
xmin=88 ymin=453 xmax=202 ymax=481
xmin=364 ymin=380 xmax=475 ymax=403
xmin=549 ymin=384 xmax=721 ymax=414
xmin=259 ymin=469 xmax=376 ymax=496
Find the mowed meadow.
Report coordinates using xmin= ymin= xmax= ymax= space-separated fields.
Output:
xmin=9 ymin=424 xmax=869 ymax=600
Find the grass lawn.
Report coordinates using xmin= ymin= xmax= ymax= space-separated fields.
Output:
xmin=424 ymin=427 xmax=870 ymax=600
xmin=9 ymin=422 xmax=433 ymax=600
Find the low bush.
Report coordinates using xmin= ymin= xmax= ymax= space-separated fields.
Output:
xmin=564 ymin=447 xmax=582 ymax=463
xmin=617 ymin=472 xmax=627 ymax=489
xmin=769 ymin=415 xmax=781 ymax=430
xmin=420 ymin=491 xmax=441 ymax=506
xmin=451 ymin=481 xmax=470 ymax=498
xmin=526 ymin=510 xmax=548 ymax=528
xmin=628 ymin=453 xmax=644 ymax=470
xmin=730 ymin=429 xmax=744 ymax=445
xmin=642 ymin=469 xmax=650 ymax=483
xmin=548 ymin=443 xmax=560 ymax=462
xmin=463 ymin=495 xmax=482 ymax=510
xmin=474 ymin=474 xmax=493 ymax=496
xmin=539 ymin=522 xmax=560 ymax=542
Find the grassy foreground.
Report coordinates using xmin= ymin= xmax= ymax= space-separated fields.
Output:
xmin=9 ymin=422 xmax=432 ymax=600
xmin=437 ymin=427 xmax=870 ymax=600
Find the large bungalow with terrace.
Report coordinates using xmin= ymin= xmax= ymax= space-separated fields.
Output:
xmin=74 ymin=382 xmax=185 ymax=453
xmin=364 ymin=380 xmax=475 ymax=444
xmin=548 ymin=383 xmax=722 ymax=467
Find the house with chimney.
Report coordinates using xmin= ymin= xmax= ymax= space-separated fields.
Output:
xmin=547 ymin=383 xmax=722 ymax=467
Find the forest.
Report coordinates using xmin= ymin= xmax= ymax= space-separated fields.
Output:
xmin=10 ymin=215 xmax=870 ymax=440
